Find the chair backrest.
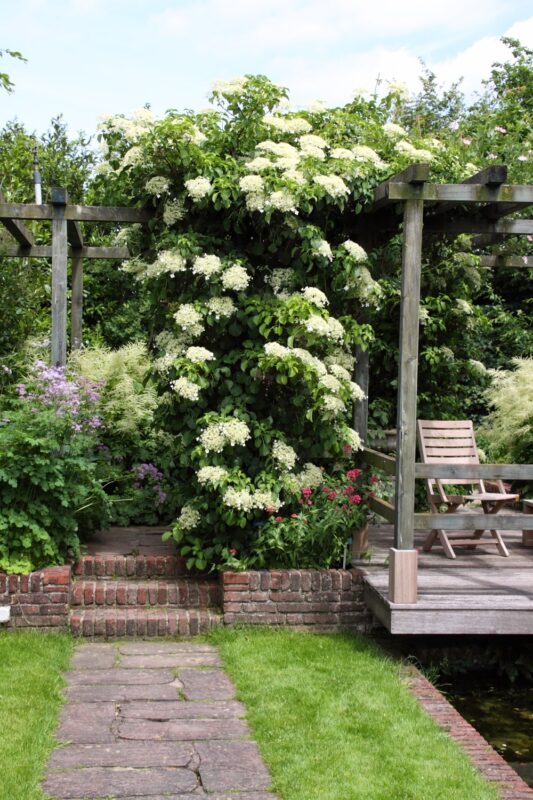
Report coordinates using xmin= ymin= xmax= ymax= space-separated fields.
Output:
xmin=417 ymin=419 xmax=486 ymax=502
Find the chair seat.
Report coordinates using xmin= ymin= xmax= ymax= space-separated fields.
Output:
xmin=465 ymin=492 xmax=520 ymax=503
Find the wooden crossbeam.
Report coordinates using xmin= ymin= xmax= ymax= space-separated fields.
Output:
xmin=368 ymin=495 xmax=396 ymax=523
xmin=382 ymin=184 xmax=533 ymax=204
xmin=425 ymin=217 xmax=533 ymax=235
xmin=0 ymin=245 xmax=130 ymax=259
xmin=426 ymin=166 xmax=508 ymax=218
xmin=414 ymin=463 xmax=533 ymax=480
xmin=414 ymin=512 xmax=527 ymax=531
xmin=0 ymin=190 xmax=35 ymax=247
xmin=0 ymin=203 xmax=152 ymax=223
xmin=362 ymin=447 xmax=397 ymax=475
xmin=480 ymin=255 xmax=533 ymax=268
xmin=368 ymin=164 xmax=429 ymax=213
xmin=67 ymin=220 xmax=84 ymax=248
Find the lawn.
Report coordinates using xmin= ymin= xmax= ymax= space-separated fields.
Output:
xmin=0 ymin=630 xmax=73 ymax=800
xmin=211 ymin=627 xmax=499 ymax=800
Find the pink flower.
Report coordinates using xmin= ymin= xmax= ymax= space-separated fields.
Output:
xmin=291 ymin=513 xmax=298 ymax=519
xmin=307 ymin=500 xmax=313 ymax=506
xmin=275 ymin=516 xmax=283 ymax=522
xmin=449 ymin=120 xmax=460 ymax=131
xmin=462 ymin=137 xmax=472 ymax=145
xmin=349 ymin=494 xmax=362 ymax=505
xmin=518 ymin=155 xmax=528 ymax=161
xmin=346 ymin=469 xmax=361 ymax=480
xmin=302 ymin=487 xmax=312 ymax=497
xmin=495 ymin=126 xmax=507 ymax=134
xmin=342 ymin=503 xmax=348 ymax=511
xmin=265 ymin=506 xmax=275 ymax=514
xmin=229 ymin=548 xmax=237 ymax=556
xmin=298 ymin=499 xmax=304 ymax=505
xmin=322 ymin=486 xmax=330 ymax=493
xmin=370 ymin=475 xmax=379 ymax=484
xmin=342 ymin=444 xmax=353 ymax=455
xmin=328 ymin=491 xmax=337 ymax=500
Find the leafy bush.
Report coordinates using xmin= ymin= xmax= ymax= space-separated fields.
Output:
xmin=0 ymin=362 xmax=110 ymax=573
xmin=479 ymin=358 xmax=533 ymax=465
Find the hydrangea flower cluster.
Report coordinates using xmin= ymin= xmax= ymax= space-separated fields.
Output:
xmin=272 ymin=439 xmax=297 ymax=471
xmin=198 ymin=419 xmax=251 ymax=453
xmin=185 ymin=177 xmax=212 ymax=201
xmin=221 ymin=265 xmax=250 ymax=291
xmin=196 ymin=466 xmax=228 ymax=485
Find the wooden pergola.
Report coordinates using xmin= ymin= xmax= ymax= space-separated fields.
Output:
xmin=355 ymin=163 xmax=533 ymax=610
xmin=0 ymin=188 xmax=149 ymax=363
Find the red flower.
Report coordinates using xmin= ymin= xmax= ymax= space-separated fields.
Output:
xmin=298 ymin=499 xmax=304 ymax=505
xmin=275 ymin=516 xmax=283 ymax=522
xmin=346 ymin=468 xmax=361 ymax=480
xmin=291 ymin=513 xmax=298 ymax=518
xmin=307 ymin=500 xmax=313 ymax=506
xmin=343 ymin=486 xmax=353 ymax=495
xmin=322 ymin=486 xmax=331 ymax=493
xmin=265 ymin=506 xmax=275 ymax=514
xmin=342 ymin=503 xmax=348 ymax=510
xmin=328 ymin=491 xmax=337 ymax=500
xmin=229 ymin=548 xmax=237 ymax=556
xmin=370 ymin=475 xmax=379 ymax=484
xmin=348 ymin=494 xmax=362 ymax=505
xmin=342 ymin=444 xmax=353 ymax=455
xmin=302 ymin=487 xmax=313 ymax=497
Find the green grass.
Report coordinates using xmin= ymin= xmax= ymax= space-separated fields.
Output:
xmin=0 ymin=630 xmax=73 ymax=800
xmin=210 ymin=627 xmax=499 ymax=800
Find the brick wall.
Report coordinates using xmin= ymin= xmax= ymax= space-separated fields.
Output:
xmin=0 ymin=566 xmax=71 ymax=629
xmin=222 ymin=568 xmax=373 ymax=631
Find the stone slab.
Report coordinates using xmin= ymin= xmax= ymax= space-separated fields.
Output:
xmin=120 ymin=652 xmax=221 ymax=668
xmin=179 ymin=669 xmax=236 ymax=700
xmin=117 ymin=796 xmax=278 ymax=800
xmin=70 ymin=646 xmax=116 ymax=670
xmin=195 ymin=740 xmax=266 ymax=768
xmin=42 ymin=766 xmax=198 ymax=798
xmin=65 ymin=668 xmax=174 ymax=685
xmin=200 ymin=764 xmax=272 ymax=793
xmin=48 ymin=741 xmax=194 ymax=769
xmin=119 ymin=642 xmax=217 ymax=655
xmin=118 ymin=718 xmax=249 ymax=741
xmin=119 ymin=700 xmax=246 ymax=719
xmin=65 ymin=682 xmax=180 ymax=702
xmin=55 ymin=702 xmax=116 ymax=744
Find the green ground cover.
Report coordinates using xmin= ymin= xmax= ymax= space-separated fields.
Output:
xmin=0 ymin=631 xmax=73 ymax=800
xmin=212 ymin=627 xmax=499 ymax=800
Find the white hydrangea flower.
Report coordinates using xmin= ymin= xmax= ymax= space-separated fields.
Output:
xmin=223 ymin=487 xmax=255 ymax=511
xmin=302 ymin=287 xmax=329 ymax=308
xmin=252 ymin=490 xmax=281 ymax=511
xmin=163 ymin=200 xmax=186 ymax=225
xmin=394 ymin=140 xmax=433 ymax=161
xmin=120 ymin=146 xmax=143 ymax=169
xmin=263 ymin=115 xmax=312 ymax=134
xmin=207 ymin=296 xmax=236 ymax=319
xmin=185 ymin=346 xmax=215 ymax=363
xmin=292 ymin=348 xmax=328 ymax=376
xmin=272 ymin=439 xmax=297 ymax=471
xmin=388 ymin=81 xmax=410 ymax=100
xmin=222 ymin=419 xmax=251 ymax=447
xmin=257 ymin=141 xmax=299 ymax=159
xmin=212 ymin=77 xmax=247 ymax=95
xmin=328 ymin=363 xmax=351 ymax=382
xmin=358 ymin=266 xmax=383 ymax=305
xmin=322 ymin=394 xmax=346 ymax=416
xmin=383 ymin=122 xmax=408 ymax=139
xmin=469 ymin=359 xmax=487 ymax=374
xmin=441 ymin=346 xmax=455 ymax=362
xmin=239 ymin=174 xmax=264 ymax=193
xmin=301 ymin=144 xmax=326 ymax=160
xmin=192 ymin=254 xmax=223 ymax=279
xmin=314 ymin=240 xmax=333 ymax=261
xmin=419 ymin=306 xmax=430 ymax=324
xmin=313 ymin=175 xmax=349 ymax=198
xmin=171 ymin=377 xmax=201 ymax=401
xmin=343 ymin=240 xmax=368 ymax=262
xmin=349 ymin=381 xmax=365 ymax=401
xmin=428 ymin=138 xmax=445 ymax=150
xmin=174 ymin=304 xmax=204 ymax=335
xmin=319 ymin=374 xmax=342 ymax=393
xmin=330 ymin=148 xmax=355 ymax=160
xmin=456 ymin=298 xmax=473 ymax=315
xmin=267 ymin=190 xmax=297 ymax=213
xmin=343 ymin=427 xmax=362 ymax=450
xmin=264 ymin=342 xmax=290 ymax=358
xmin=268 ymin=268 xmax=295 ymax=291
xmin=178 ymin=505 xmax=200 ymax=531
xmin=352 ymin=145 xmax=385 ymax=166
xmin=305 ymin=315 xmax=345 ymax=341
xmin=197 ymin=466 xmax=228 ymax=485
xmin=221 ymin=265 xmax=250 ymax=291
xmin=245 ymin=192 xmax=266 ymax=212
xmin=282 ymin=169 xmax=306 ymax=186
xmin=183 ymin=126 xmax=207 ymax=145
xmin=308 ymin=100 xmax=326 ymax=114
xmin=147 ymin=249 xmax=187 ymax=279
xmin=325 ymin=349 xmax=355 ymax=372
xmin=276 ymin=155 xmax=301 ymax=170
xmin=300 ymin=134 xmax=328 ymax=149
xmin=295 ymin=462 xmax=323 ymax=489
xmin=185 ymin=177 xmax=213 ymax=201
xmin=245 ymin=156 xmax=273 ymax=172
xmin=198 ymin=424 xmax=226 ymax=453
xmin=145 ymin=176 xmax=169 ymax=195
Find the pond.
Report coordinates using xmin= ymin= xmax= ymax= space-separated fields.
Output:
xmin=447 ymin=679 xmax=533 ymax=787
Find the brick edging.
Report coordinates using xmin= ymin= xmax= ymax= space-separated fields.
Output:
xmin=405 ymin=666 xmax=533 ymax=799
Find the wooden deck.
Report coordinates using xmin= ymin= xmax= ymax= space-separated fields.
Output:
xmin=359 ymin=524 xmax=533 ymax=635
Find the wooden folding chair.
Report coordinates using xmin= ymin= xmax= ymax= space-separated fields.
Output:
xmin=417 ymin=420 xmax=520 ymax=559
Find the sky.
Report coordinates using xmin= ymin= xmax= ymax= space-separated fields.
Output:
xmin=2 ymin=0 xmax=533 ymax=137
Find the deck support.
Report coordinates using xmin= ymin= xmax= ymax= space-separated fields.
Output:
xmin=389 ymin=548 xmax=418 ymax=603
xmin=51 ymin=188 xmax=68 ymax=367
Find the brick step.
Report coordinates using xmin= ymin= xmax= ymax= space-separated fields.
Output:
xmin=71 ymin=578 xmax=221 ymax=610
xmin=70 ymin=607 xmax=223 ymax=638
xmin=74 ymin=553 xmax=187 ymax=579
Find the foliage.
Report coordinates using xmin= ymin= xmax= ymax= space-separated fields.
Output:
xmin=478 ymin=358 xmax=533 ymax=465
xmin=69 ymin=343 xmax=173 ymax=525
xmin=0 ymin=48 xmax=26 ymax=94
xmin=0 ymin=631 xmax=73 ymax=800
xmin=212 ymin=627 xmax=499 ymax=800
xmin=0 ymin=361 xmax=110 ymax=573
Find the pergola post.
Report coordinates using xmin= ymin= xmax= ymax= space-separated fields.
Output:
xmin=354 ymin=344 xmax=369 ymax=444
xmin=51 ymin=188 xmax=68 ymax=367
xmin=71 ymin=250 xmax=83 ymax=349
xmin=390 ymin=198 xmax=424 ymax=602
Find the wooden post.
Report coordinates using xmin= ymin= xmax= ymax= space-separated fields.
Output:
xmin=394 ymin=199 xmax=424 ymax=552
xmin=51 ymin=188 xmax=68 ymax=366
xmin=354 ymin=345 xmax=369 ymax=444
xmin=389 ymin=548 xmax=418 ymax=603
xmin=71 ymin=251 xmax=83 ymax=349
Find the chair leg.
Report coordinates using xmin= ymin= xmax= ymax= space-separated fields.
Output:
xmin=422 ymin=529 xmax=439 ymax=552
xmin=438 ymin=530 xmax=456 ymax=559
xmin=490 ymin=529 xmax=509 ymax=557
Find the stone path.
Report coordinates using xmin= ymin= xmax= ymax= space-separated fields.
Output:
xmin=43 ymin=642 xmax=278 ymax=800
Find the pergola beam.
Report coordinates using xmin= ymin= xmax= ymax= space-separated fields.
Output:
xmin=0 ymin=202 xmax=152 ymax=223
xmin=0 ymin=245 xmax=130 ymax=259
xmin=0 ymin=190 xmax=35 ymax=247
xmin=67 ymin=220 xmax=84 ymax=248
xmin=426 ymin=165 xmax=508 ymax=218
xmin=480 ymin=255 xmax=533 ymax=268
xmin=425 ymin=217 xmax=533 ymax=235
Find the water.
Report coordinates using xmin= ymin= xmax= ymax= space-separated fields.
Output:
xmin=449 ymin=680 xmax=533 ymax=787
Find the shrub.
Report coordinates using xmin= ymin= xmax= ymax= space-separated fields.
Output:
xmin=479 ymin=358 xmax=533 ymax=465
